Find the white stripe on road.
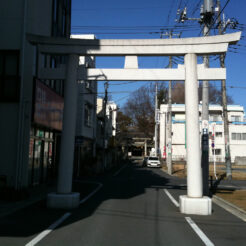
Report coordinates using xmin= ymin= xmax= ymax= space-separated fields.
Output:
xmin=79 ymin=182 xmax=103 ymax=204
xmin=163 ymin=189 xmax=179 ymax=207
xmin=25 ymin=212 xmax=71 ymax=246
xmin=185 ymin=217 xmax=214 ymax=246
xmin=113 ymin=164 xmax=127 ymax=177
xmin=25 ymin=181 xmax=103 ymax=246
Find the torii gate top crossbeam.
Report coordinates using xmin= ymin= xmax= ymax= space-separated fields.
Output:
xmin=27 ymin=32 xmax=241 ymax=56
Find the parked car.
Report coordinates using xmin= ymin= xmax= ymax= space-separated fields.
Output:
xmin=147 ymin=156 xmax=161 ymax=167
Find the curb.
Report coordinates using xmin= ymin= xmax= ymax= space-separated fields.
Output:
xmin=212 ymin=195 xmax=246 ymax=222
xmin=216 ymin=185 xmax=246 ymax=190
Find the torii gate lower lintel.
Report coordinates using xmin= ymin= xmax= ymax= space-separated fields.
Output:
xmin=28 ymin=32 xmax=241 ymax=215
xmin=38 ymin=64 xmax=226 ymax=81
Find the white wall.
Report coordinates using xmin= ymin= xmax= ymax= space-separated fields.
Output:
xmin=159 ymin=104 xmax=246 ymax=163
xmin=71 ymin=35 xmax=97 ymax=141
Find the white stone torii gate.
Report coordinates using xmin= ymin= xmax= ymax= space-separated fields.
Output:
xmin=28 ymin=32 xmax=241 ymax=215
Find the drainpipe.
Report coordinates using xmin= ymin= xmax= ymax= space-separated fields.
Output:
xmin=15 ymin=0 xmax=28 ymax=190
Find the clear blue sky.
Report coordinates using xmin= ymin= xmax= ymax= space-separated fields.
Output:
xmin=71 ymin=0 xmax=246 ymax=110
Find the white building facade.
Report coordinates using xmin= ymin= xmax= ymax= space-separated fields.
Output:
xmin=160 ymin=104 xmax=246 ymax=163
xmin=96 ymin=98 xmax=117 ymax=148
xmin=71 ymin=35 xmax=98 ymax=160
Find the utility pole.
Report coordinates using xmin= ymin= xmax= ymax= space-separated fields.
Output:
xmin=161 ymin=30 xmax=180 ymax=174
xmin=201 ymin=0 xmax=214 ymax=196
xmin=217 ymin=0 xmax=232 ymax=179
xmin=166 ymin=31 xmax=173 ymax=175
xmin=167 ymin=51 xmax=173 ymax=174
xmin=154 ymin=82 xmax=159 ymax=157
xmin=103 ymin=81 xmax=108 ymax=170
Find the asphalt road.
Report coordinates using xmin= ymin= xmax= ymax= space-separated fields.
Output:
xmin=0 ymin=162 xmax=246 ymax=246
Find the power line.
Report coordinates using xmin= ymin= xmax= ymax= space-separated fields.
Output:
xmin=166 ymin=0 xmax=176 ymax=25
xmin=72 ymin=6 xmax=170 ymax=11
xmin=71 ymin=24 xmax=198 ymax=30
xmin=191 ymin=0 xmax=202 ymax=16
xmin=79 ymin=84 xmax=246 ymax=96
xmin=71 ymin=30 xmax=200 ymax=35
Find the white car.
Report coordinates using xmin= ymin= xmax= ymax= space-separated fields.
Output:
xmin=147 ymin=156 xmax=161 ymax=167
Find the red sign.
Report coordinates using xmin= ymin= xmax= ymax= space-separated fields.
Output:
xmin=34 ymin=80 xmax=64 ymax=131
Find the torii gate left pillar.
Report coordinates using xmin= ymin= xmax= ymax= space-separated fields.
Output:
xmin=47 ymin=54 xmax=81 ymax=209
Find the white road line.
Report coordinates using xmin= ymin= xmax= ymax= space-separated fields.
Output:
xmin=79 ymin=182 xmax=103 ymax=204
xmin=163 ymin=189 xmax=180 ymax=207
xmin=25 ymin=181 xmax=103 ymax=246
xmin=185 ymin=217 xmax=214 ymax=246
xmin=25 ymin=212 xmax=71 ymax=246
xmin=113 ymin=164 xmax=127 ymax=177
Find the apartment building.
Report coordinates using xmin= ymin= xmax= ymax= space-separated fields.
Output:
xmin=69 ymin=34 xmax=99 ymax=176
xmin=159 ymin=104 xmax=246 ymax=163
xmin=0 ymin=0 xmax=71 ymax=190
xmin=96 ymin=98 xmax=117 ymax=148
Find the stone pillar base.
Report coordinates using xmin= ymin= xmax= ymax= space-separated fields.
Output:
xmin=179 ymin=195 xmax=212 ymax=215
xmin=47 ymin=192 xmax=80 ymax=209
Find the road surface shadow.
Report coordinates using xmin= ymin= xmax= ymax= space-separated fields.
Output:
xmin=0 ymin=161 xmax=185 ymax=240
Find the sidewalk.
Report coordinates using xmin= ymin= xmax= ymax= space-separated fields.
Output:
xmin=0 ymin=183 xmax=56 ymax=219
xmin=0 ymin=177 xmax=104 ymax=219
xmin=213 ymin=179 xmax=246 ymax=190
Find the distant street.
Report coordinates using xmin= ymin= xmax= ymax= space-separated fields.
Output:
xmin=0 ymin=161 xmax=246 ymax=246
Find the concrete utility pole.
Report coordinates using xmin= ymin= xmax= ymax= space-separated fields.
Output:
xmin=167 ymin=43 xmax=173 ymax=174
xmin=161 ymin=30 xmax=180 ymax=174
xmin=103 ymin=81 xmax=109 ymax=170
xmin=201 ymin=0 xmax=214 ymax=196
xmin=217 ymin=0 xmax=232 ymax=179
xmin=154 ymin=82 xmax=159 ymax=157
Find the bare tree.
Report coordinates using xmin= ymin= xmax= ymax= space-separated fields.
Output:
xmin=123 ymin=83 xmax=168 ymax=137
xmin=171 ymin=82 xmax=234 ymax=104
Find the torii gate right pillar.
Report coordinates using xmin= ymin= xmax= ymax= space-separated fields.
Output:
xmin=180 ymin=53 xmax=212 ymax=215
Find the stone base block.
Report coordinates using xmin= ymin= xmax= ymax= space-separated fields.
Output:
xmin=47 ymin=192 xmax=80 ymax=209
xmin=179 ymin=195 xmax=212 ymax=215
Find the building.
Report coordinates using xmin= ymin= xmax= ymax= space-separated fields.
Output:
xmin=70 ymin=34 xmax=98 ymax=177
xmin=159 ymin=104 xmax=246 ymax=163
xmin=96 ymin=99 xmax=117 ymax=148
xmin=106 ymin=101 xmax=117 ymax=138
xmin=0 ymin=0 xmax=71 ymax=191
xmin=96 ymin=98 xmax=118 ymax=169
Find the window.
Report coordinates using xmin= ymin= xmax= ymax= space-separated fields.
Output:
xmin=231 ymin=115 xmax=241 ymax=122
xmin=210 ymin=115 xmax=221 ymax=121
xmin=53 ymin=0 xmax=58 ymax=23
xmin=52 ymin=0 xmax=71 ymax=38
xmin=231 ymin=133 xmax=246 ymax=140
xmin=0 ymin=50 xmax=20 ymax=102
xmin=84 ymin=104 xmax=92 ymax=127
xmin=212 ymin=149 xmax=221 ymax=155
xmin=231 ymin=133 xmax=237 ymax=140
xmin=215 ymin=132 xmax=222 ymax=138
